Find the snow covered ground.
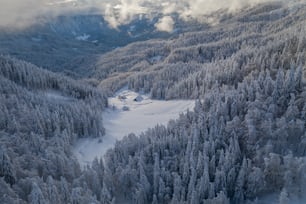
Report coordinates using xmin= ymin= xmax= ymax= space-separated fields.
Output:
xmin=74 ymin=89 xmax=195 ymax=166
xmin=255 ymin=192 xmax=306 ymax=204
xmin=44 ymin=90 xmax=75 ymax=102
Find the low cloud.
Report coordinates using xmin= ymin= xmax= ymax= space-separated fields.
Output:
xmin=104 ymin=0 xmax=148 ymax=28
xmin=0 ymin=0 xmax=47 ymax=29
xmin=0 ymin=0 xmax=293 ymax=30
xmin=155 ymin=16 xmax=175 ymax=33
xmin=0 ymin=0 xmax=91 ymax=29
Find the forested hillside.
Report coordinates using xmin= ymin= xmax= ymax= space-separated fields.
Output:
xmin=1 ymin=1 xmax=306 ymax=204
xmin=96 ymin=2 xmax=306 ymax=203
xmin=0 ymin=56 xmax=107 ymax=203
xmin=104 ymin=64 xmax=306 ymax=204
xmin=96 ymin=2 xmax=306 ymax=100
xmin=0 ymin=14 xmax=205 ymax=75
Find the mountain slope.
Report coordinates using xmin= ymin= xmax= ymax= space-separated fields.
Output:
xmin=1 ymin=1 xmax=306 ymax=204
xmin=90 ymin=2 xmax=306 ymax=203
xmin=94 ymin=2 xmax=306 ymax=99
xmin=0 ymin=56 xmax=107 ymax=203
xmin=0 ymin=13 xmax=207 ymax=76
xmin=103 ymin=63 xmax=306 ymax=203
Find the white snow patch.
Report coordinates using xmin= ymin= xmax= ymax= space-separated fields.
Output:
xmin=44 ymin=91 xmax=74 ymax=102
xmin=149 ymin=55 xmax=162 ymax=63
xmin=76 ymin=34 xmax=90 ymax=41
xmin=74 ymin=89 xmax=195 ymax=166
xmin=31 ymin=37 xmax=42 ymax=42
xmin=128 ymin=25 xmax=136 ymax=32
xmin=255 ymin=192 xmax=306 ymax=204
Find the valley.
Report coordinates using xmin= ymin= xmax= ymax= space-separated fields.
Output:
xmin=1 ymin=1 xmax=306 ymax=204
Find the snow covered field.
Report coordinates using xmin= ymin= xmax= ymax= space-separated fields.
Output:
xmin=74 ymin=89 xmax=195 ymax=166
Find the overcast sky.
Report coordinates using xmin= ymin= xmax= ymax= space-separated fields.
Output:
xmin=0 ymin=0 xmax=295 ymax=31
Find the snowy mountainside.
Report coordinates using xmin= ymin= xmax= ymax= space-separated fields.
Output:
xmin=74 ymin=88 xmax=195 ymax=166
xmin=94 ymin=1 xmax=306 ymax=99
xmin=103 ymin=62 xmax=306 ymax=204
xmin=0 ymin=56 xmax=108 ymax=203
xmin=93 ymin=2 xmax=306 ymax=204
xmin=1 ymin=1 xmax=306 ymax=204
xmin=0 ymin=13 xmax=205 ymax=75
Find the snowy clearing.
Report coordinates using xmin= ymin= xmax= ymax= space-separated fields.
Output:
xmin=44 ymin=90 xmax=75 ymax=102
xmin=74 ymin=89 xmax=195 ymax=166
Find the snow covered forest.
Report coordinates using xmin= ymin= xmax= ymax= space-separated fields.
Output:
xmin=1 ymin=1 xmax=306 ymax=204
xmin=0 ymin=56 xmax=108 ymax=203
